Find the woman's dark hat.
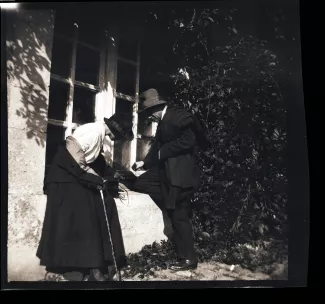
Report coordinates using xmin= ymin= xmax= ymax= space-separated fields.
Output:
xmin=104 ymin=113 xmax=134 ymax=141
xmin=138 ymin=89 xmax=167 ymax=113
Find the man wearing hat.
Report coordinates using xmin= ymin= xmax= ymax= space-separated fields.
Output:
xmin=37 ymin=113 xmax=133 ymax=281
xmin=133 ymin=89 xmax=206 ymax=271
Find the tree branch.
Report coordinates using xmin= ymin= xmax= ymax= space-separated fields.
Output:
xmin=187 ymin=9 xmax=196 ymax=29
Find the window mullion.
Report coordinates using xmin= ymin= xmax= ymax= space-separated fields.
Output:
xmin=95 ymin=44 xmax=106 ymax=120
xmin=117 ymin=56 xmax=137 ymax=66
xmin=65 ymin=23 xmax=78 ymax=138
xmin=115 ymin=92 xmax=136 ymax=102
xmin=130 ymin=41 xmax=141 ymax=170
xmin=48 ymin=118 xmax=80 ymax=129
xmin=102 ymin=27 xmax=119 ymax=166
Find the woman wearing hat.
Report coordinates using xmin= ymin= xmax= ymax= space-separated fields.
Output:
xmin=37 ymin=113 xmax=133 ymax=281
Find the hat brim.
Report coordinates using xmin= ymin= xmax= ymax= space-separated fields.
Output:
xmin=104 ymin=118 xmax=134 ymax=141
xmin=138 ymin=100 xmax=167 ymax=113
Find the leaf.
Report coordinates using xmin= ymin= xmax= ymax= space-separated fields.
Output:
xmin=27 ymin=130 xmax=33 ymax=139
xmin=202 ymin=232 xmax=211 ymax=239
xmin=208 ymin=17 xmax=214 ymax=23
xmin=232 ymin=28 xmax=238 ymax=34
xmin=258 ymin=225 xmax=264 ymax=235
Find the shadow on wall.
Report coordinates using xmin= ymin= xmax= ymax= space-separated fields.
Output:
xmin=6 ymin=10 xmax=54 ymax=147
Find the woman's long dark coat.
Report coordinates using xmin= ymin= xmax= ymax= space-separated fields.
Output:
xmin=36 ymin=143 xmax=126 ymax=273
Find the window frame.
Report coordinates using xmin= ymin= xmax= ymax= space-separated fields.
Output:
xmin=113 ymin=35 xmax=157 ymax=174
xmin=48 ymin=23 xmax=106 ymax=137
xmin=47 ymin=19 xmax=153 ymax=174
xmin=113 ymin=36 xmax=141 ymax=172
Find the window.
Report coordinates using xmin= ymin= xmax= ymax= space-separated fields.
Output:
xmin=112 ymin=26 xmax=140 ymax=172
xmin=113 ymin=25 xmax=155 ymax=173
xmin=136 ymin=118 xmax=157 ymax=162
xmin=112 ymin=98 xmax=134 ymax=170
xmin=46 ymin=11 xmax=154 ymax=175
xmin=45 ymin=11 xmax=105 ymax=170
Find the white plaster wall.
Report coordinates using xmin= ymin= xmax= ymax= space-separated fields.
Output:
xmin=116 ymin=191 xmax=167 ymax=254
xmin=6 ymin=9 xmax=55 ymax=282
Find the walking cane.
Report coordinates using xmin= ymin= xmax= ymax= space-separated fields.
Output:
xmin=99 ymin=189 xmax=122 ymax=281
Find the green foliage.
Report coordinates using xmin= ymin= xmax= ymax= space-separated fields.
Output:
xmin=164 ymin=7 xmax=288 ymax=245
xmin=128 ymin=5 xmax=290 ymax=274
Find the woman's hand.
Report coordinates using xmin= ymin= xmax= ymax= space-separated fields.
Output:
xmin=132 ymin=161 xmax=144 ymax=171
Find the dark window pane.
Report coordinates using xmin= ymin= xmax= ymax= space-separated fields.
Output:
xmin=118 ymin=26 xmax=138 ymax=61
xmin=75 ymin=44 xmax=100 ymax=85
xmin=116 ymin=61 xmax=136 ymax=96
xmin=51 ymin=35 xmax=73 ymax=78
xmin=45 ymin=124 xmax=66 ymax=176
xmin=48 ymin=80 xmax=70 ymax=121
xmin=136 ymin=118 xmax=153 ymax=161
xmin=136 ymin=138 xmax=153 ymax=162
xmin=54 ymin=10 xmax=76 ymax=39
xmin=53 ymin=8 xmax=103 ymax=46
xmin=78 ymin=21 xmax=102 ymax=49
xmin=113 ymin=98 xmax=134 ymax=170
xmin=113 ymin=139 xmax=132 ymax=171
xmin=115 ymin=97 xmax=134 ymax=114
xmin=72 ymin=87 xmax=96 ymax=125
xmin=118 ymin=39 xmax=138 ymax=62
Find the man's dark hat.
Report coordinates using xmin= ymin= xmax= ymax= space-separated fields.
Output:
xmin=104 ymin=113 xmax=134 ymax=141
xmin=138 ymin=89 xmax=167 ymax=113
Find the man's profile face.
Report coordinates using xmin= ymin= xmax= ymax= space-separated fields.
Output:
xmin=147 ymin=109 xmax=163 ymax=124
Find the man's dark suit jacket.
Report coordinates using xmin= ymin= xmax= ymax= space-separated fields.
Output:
xmin=142 ymin=107 xmax=201 ymax=192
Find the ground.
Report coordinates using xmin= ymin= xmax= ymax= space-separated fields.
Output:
xmin=121 ymin=239 xmax=288 ymax=282
xmin=43 ymin=240 xmax=288 ymax=282
xmin=43 ymin=259 xmax=287 ymax=282
xmin=122 ymin=260 xmax=288 ymax=281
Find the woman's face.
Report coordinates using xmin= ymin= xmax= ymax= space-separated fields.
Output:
xmin=105 ymin=125 xmax=116 ymax=140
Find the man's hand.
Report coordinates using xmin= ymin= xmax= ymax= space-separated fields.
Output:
xmin=113 ymin=172 xmax=125 ymax=181
xmin=132 ymin=161 xmax=144 ymax=171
